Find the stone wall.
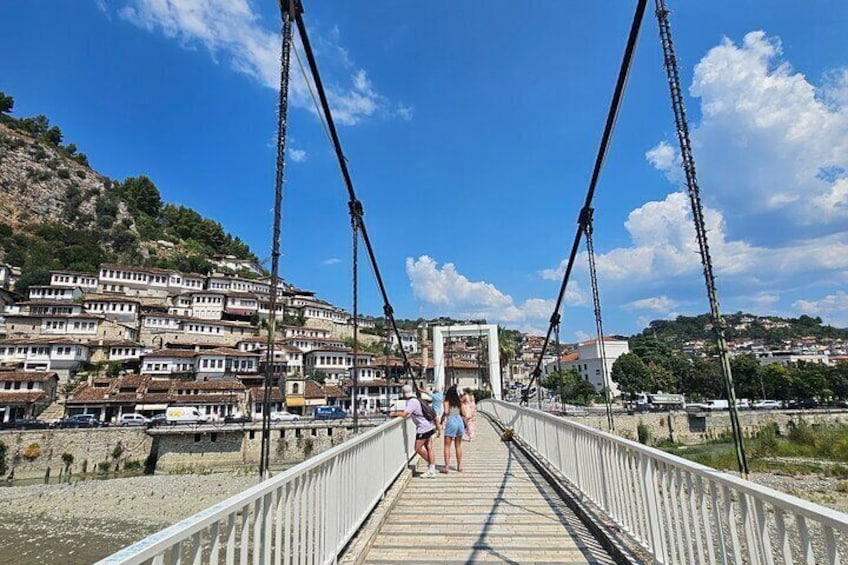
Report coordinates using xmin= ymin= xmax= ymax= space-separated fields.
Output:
xmin=151 ymin=423 xmax=355 ymax=472
xmin=0 ymin=427 xmax=152 ymax=480
xmin=570 ymin=409 xmax=848 ymax=445
xmin=0 ymin=422 xmax=367 ymax=479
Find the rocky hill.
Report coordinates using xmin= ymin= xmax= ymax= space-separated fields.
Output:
xmin=0 ymin=91 xmax=260 ymax=292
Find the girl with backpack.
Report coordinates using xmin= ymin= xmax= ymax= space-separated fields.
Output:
xmin=440 ymin=385 xmax=467 ymax=473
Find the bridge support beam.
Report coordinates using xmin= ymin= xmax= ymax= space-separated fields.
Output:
xmin=432 ymin=324 xmax=501 ymax=399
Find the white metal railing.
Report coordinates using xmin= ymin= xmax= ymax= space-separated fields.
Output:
xmin=480 ymin=399 xmax=848 ymax=564
xmin=97 ymin=417 xmax=416 ymax=565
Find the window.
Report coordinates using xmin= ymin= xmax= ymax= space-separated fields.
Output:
xmin=292 ymin=383 xmax=300 ymax=394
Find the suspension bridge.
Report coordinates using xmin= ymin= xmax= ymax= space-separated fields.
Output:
xmin=96 ymin=0 xmax=848 ymax=563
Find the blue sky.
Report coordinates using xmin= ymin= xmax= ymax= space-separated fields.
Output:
xmin=3 ymin=1 xmax=848 ymax=338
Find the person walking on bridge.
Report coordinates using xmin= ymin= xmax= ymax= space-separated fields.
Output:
xmin=429 ymin=385 xmax=444 ymax=438
xmin=441 ymin=385 xmax=467 ymax=473
xmin=462 ymin=388 xmax=477 ymax=441
xmin=391 ymin=384 xmax=436 ymax=478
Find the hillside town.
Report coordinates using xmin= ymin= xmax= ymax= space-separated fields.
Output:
xmin=0 ymin=257 xmax=511 ymax=424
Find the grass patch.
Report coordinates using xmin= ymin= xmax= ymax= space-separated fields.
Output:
xmin=659 ymin=420 xmax=848 ymax=475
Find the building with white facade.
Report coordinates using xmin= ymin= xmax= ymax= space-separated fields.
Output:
xmin=50 ymin=271 xmax=98 ymax=291
xmin=391 ymin=329 xmax=419 ymax=354
xmin=545 ymin=337 xmax=628 ymax=397
xmin=0 ymin=371 xmax=59 ymax=422
xmin=0 ymin=338 xmax=90 ymax=382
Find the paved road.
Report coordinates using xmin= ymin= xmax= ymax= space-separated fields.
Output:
xmin=362 ymin=418 xmax=615 ymax=564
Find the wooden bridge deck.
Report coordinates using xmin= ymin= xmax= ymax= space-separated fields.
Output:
xmin=361 ymin=417 xmax=615 ymax=564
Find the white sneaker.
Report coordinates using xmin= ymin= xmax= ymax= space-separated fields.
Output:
xmin=425 ymin=469 xmax=436 ymax=478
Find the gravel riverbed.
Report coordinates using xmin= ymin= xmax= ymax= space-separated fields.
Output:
xmin=0 ymin=472 xmax=260 ymax=565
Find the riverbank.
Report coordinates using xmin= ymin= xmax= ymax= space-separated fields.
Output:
xmin=0 ymin=472 xmax=259 ymax=564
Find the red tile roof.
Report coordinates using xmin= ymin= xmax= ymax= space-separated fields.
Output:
xmin=0 ymin=371 xmax=58 ymax=383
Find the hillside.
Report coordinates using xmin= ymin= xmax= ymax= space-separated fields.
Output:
xmin=0 ymin=91 xmax=260 ymax=292
xmin=640 ymin=312 xmax=848 ymax=347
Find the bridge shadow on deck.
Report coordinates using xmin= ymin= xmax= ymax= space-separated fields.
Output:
xmin=361 ymin=418 xmax=615 ymax=564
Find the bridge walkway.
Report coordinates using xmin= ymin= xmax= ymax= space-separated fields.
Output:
xmin=361 ymin=417 xmax=615 ymax=564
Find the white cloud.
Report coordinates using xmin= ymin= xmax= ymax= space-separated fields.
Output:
xmin=752 ymin=292 xmax=780 ymax=308
xmin=680 ymin=31 xmax=848 ymax=225
xmin=321 ymin=258 xmax=341 ymax=266
xmin=626 ymin=296 xmax=677 ymax=313
xmin=115 ymin=0 xmax=397 ymax=125
xmin=574 ymin=330 xmax=591 ymax=342
xmin=541 ymin=190 xmax=848 ymax=286
xmin=289 ymin=148 xmax=307 ymax=162
xmin=405 ymin=255 xmax=585 ymax=327
xmin=793 ymin=291 xmax=848 ymax=327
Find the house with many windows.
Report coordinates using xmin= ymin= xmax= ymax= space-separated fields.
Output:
xmin=0 ymin=338 xmax=90 ymax=382
xmin=0 ymin=371 xmax=59 ymax=422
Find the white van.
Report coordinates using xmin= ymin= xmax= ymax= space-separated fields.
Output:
xmin=119 ymin=413 xmax=151 ymax=427
xmin=165 ymin=406 xmax=204 ymax=424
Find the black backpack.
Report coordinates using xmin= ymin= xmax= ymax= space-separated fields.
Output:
xmin=418 ymin=395 xmax=437 ymax=423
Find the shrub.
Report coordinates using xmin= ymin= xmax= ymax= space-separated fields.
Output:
xmin=57 ymin=168 xmax=70 ymax=179
xmin=22 ymin=443 xmax=42 ymax=461
xmin=124 ymin=460 xmax=142 ymax=471
xmin=0 ymin=440 xmax=7 ymax=475
xmin=61 ymin=452 xmax=74 ymax=468
xmin=637 ymin=422 xmax=651 ymax=445
xmin=111 ymin=442 xmax=124 ymax=460
xmin=81 ymin=459 xmax=88 ymax=474
xmin=97 ymin=461 xmax=110 ymax=473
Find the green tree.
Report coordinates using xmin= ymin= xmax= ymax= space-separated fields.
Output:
xmin=730 ymin=354 xmax=762 ymax=399
xmin=0 ymin=91 xmax=13 ymax=114
xmin=648 ymin=362 xmax=679 ymax=393
xmin=120 ymin=176 xmax=162 ymax=217
xmin=681 ymin=357 xmax=723 ymax=400
xmin=611 ymin=353 xmax=653 ymax=395
xmin=312 ymin=371 xmax=328 ymax=385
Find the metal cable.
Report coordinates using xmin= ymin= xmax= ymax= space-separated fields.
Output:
xmin=351 ymin=209 xmax=359 ymax=432
xmin=583 ymin=209 xmax=614 ymax=431
xmin=260 ymin=1 xmax=294 ymax=479
xmin=291 ymin=3 xmax=419 ymax=391
xmin=654 ymin=0 xmax=747 ymax=476
xmin=525 ymin=0 xmax=648 ymax=402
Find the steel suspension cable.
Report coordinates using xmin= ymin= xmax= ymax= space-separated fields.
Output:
xmin=351 ymin=212 xmax=360 ymax=432
xmin=260 ymin=0 xmax=294 ymax=479
xmin=583 ymin=208 xmax=615 ymax=431
xmin=290 ymin=3 xmax=419 ymax=391
xmin=654 ymin=0 xmax=747 ymax=476
xmin=525 ymin=0 xmax=649 ymax=402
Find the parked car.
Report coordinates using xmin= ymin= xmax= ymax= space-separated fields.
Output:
xmin=149 ymin=414 xmax=167 ymax=427
xmin=0 ymin=419 xmax=50 ymax=430
xmin=789 ymin=398 xmax=819 ymax=409
xmin=165 ymin=406 xmax=205 ymax=425
xmin=269 ymin=411 xmax=301 ymax=422
xmin=752 ymin=399 xmax=781 ymax=410
xmin=119 ymin=413 xmax=151 ymax=427
xmin=59 ymin=414 xmax=102 ymax=428
xmin=224 ymin=413 xmax=252 ymax=424
xmin=314 ymin=406 xmax=347 ymax=420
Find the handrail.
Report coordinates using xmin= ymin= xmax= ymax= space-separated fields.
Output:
xmin=480 ymin=399 xmax=848 ymax=564
xmin=97 ymin=416 xmax=416 ymax=565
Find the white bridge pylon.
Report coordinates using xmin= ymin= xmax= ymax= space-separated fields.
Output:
xmin=432 ymin=324 xmax=501 ymax=400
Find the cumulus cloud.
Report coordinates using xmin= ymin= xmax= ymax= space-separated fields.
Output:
xmin=115 ymin=0 xmax=397 ymax=125
xmin=289 ymin=148 xmax=307 ymax=162
xmin=549 ymin=30 xmax=848 ymax=299
xmin=406 ymin=255 xmax=585 ymax=326
xmin=543 ymin=191 xmax=848 ymax=285
xmin=678 ymin=31 xmax=848 ymax=226
xmin=793 ymin=291 xmax=848 ymax=327
xmin=626 ymin=296 xmax=677 ymax=313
